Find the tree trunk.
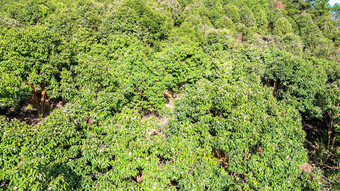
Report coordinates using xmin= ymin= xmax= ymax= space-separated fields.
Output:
xmin=30 ymin=83 xmax=40 ymax=115
xmin=41 ymin=82 xmax=46 ymax=117
xmin=327 ymin=111 xmax=333 ymax=151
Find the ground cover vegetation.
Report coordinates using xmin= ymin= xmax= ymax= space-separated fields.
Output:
xmin=0 ymin=0 xmax=339 ymax=190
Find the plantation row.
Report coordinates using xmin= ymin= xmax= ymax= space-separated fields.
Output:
xmin=0 ymin=0 xmax=339 ymax=190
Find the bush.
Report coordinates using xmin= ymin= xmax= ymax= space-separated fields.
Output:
xmin=214 ymin=16 xmax=235 ymax=31
xmin=7 ymin=0 xmax=55 ymax=25
xmin=239 ymin=5 xmax=257 ymax=28
xmin=0 ymin=68 xmax=29 ymax=108
xmin=155 ymin=44 xmax=204 ymax=91
xmin=124 ymin=0 xmax=173 ymax=43
xmin=0 ymin=25 xmax=63 ymax=113
xmin=281 ymin=33 xmax=304 ymax=55
xmin=170 ymin=78 xmax=320 ymax=190
xmin=294 ymin=14 xmax=322 ymax=47
xmin=252 ymin=4 xmax=268 ymax=32
xmin=0 ymin=0 xmax=338 ymax=189
xmin=273 ymin=17 xmax=294 ymax=37
xmin=262 ymin=50 xmax=328 ymax=118
xmin=224 ymin=4 xmax=240 ymax=23
xmin=236 ymin=23 xmax=255 ymax=41
xmin=0 ymin=116 xmax=33 ymax=189
xmin=200 ymin=27 xmax=235 ymax=51
xmin=311 ymin=37 xmax=335 ymax=58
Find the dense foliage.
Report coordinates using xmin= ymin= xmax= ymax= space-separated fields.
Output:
xmin=0 ymin=0 xmax=339 ymax=190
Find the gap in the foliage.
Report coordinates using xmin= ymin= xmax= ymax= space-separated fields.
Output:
xmin=3 ymin=95 xmax=67 ymax=126
xmin=302 ymin=118 xmax=339 ymax=187
xmin=0 ymin=180 xmax=9 ymax=190
xmin=158 ymin=155 xmax=172 ymax=166
xmin=142 ymin=110 xmax=160 ymax=121
xmin=212 ymin=147 xmax=229 ymax=169
xmin=168 ymin=178 xmax=179 ymax=188
xmin=164 ymin=89 xmax=183 ymax=112
xmin=142 ymin=89 xmax=184 ymax=138
xmin=303 ymin=119 xmax=332 ymax=167
xmin=123 ymin=168 xmax=143 ymax=184
xmin=212 ymin=147 xmax=257 ymax=183
xmin=141 ymin=89 xmax=180 ymax=121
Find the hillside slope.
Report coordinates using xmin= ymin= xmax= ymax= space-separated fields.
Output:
xmin=0 ymin=0 xmax=339 ymax=190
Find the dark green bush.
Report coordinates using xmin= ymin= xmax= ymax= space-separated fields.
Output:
xmin=124 ymin=0 xmax=173 ymax=42
xmin=262 ymin=50 xmax=328 ymax=118
xmin=170 ymin=78 xmax=320 ymax=190
xmin=7 ymin=0 xmax=55 ymax=25
xmin=214 ymin=16 xmax=235 ymax=30
xmin=155 ymin=44 xmax=204 ymax=91
xmin=236 ymin=23 xmax=255 ymax=41
xmin=292 ymin=13 xmax=335 ymax=58
xmin=239 ymin=5 xmax=257 ymax=28
xmin=252 ymin=4 xmax=268 ymax=32
xmin=0 ymin=0 xmax=338 ymax=190
xmin=0 ymin=25 xmax=63 ymax=110
xmin=319 ymin=20 xmax=340 ymax=45
xmin=281 ymin=33 xmax=304 ymax=55
xmin=224 ymin=4 xmax=240 ymax=23
xmin=200 ymin=27 xmax=235 ymax=51
xmin=273 ymin=17 xmax=293 ymax=37
xmin=0 ymin=116 xmax=33 ymax=189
